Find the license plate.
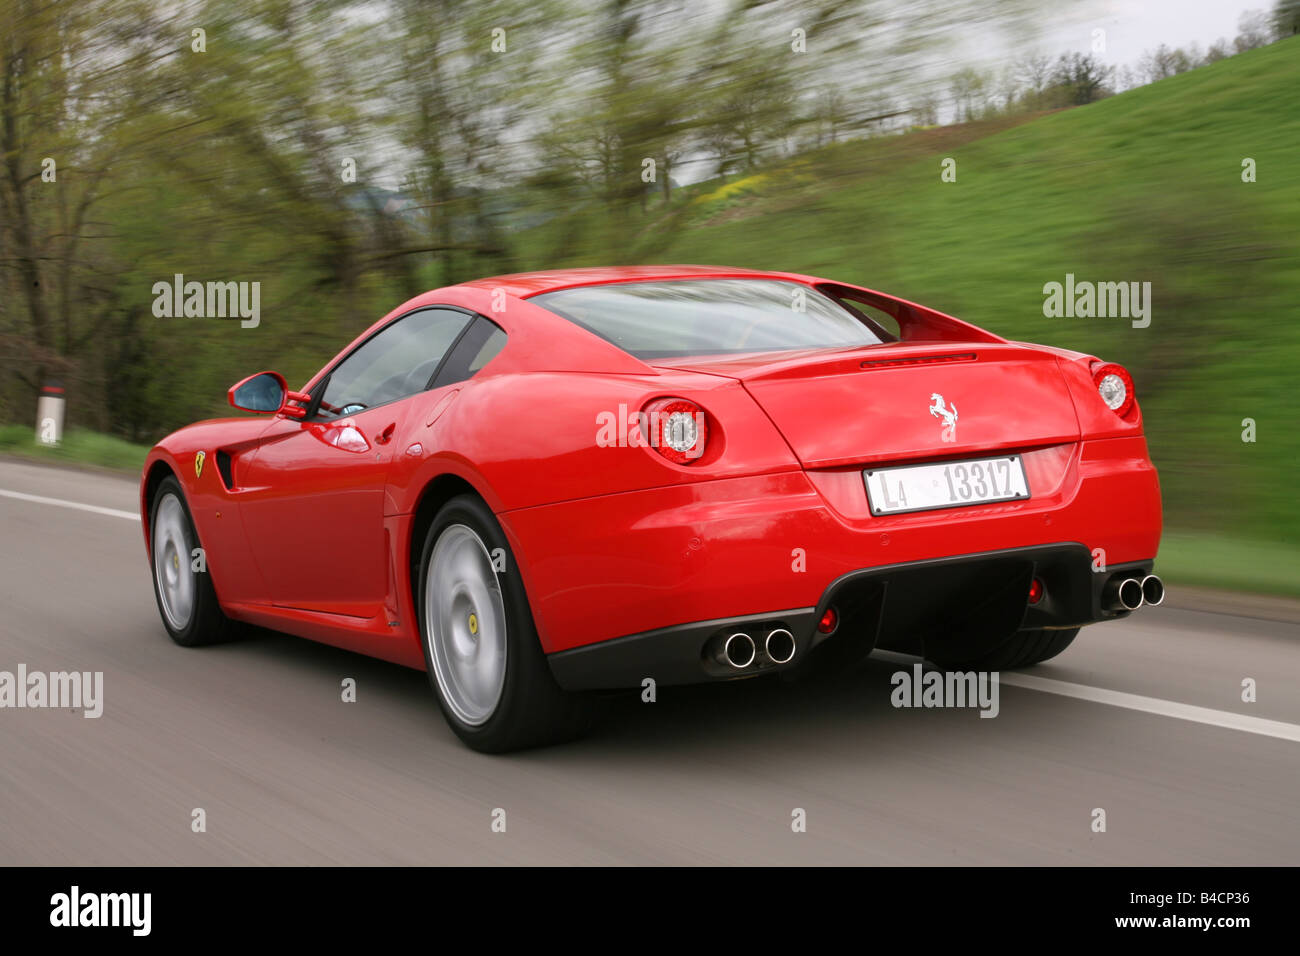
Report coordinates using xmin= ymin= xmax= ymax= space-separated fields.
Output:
xmin=864 ymin=455 xmax=1030 ymax=516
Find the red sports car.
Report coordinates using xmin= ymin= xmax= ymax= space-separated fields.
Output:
xmin=140 ymin=266 xmax=1163 ymax=751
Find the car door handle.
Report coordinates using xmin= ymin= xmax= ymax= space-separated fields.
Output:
xmin=374 ymin=423 xmax=396 ymax=445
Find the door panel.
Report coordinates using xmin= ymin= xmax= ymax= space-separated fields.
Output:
xmin=239 ymin=403 xmax=415 ymax=617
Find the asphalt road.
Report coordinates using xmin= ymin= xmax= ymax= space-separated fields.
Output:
xmin=1 ymin=457 xmax=1296 ymax=865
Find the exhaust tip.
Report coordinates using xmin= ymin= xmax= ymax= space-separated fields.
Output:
xmin=764 ymin=628 xmax=796 ymax=665
xmin=1103 ymin=575 xmax=1145 ymax=612
xmin=721 ymin=632 xmax=756 ymax=669
xmin=1141 ymin=574 xmax=1165 ymax=607
xmin=1118 ymin=577 xmax=1144 ymax=611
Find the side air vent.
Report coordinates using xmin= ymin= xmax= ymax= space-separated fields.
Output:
xmin=215 ymin=449 xmax=235 ymax=490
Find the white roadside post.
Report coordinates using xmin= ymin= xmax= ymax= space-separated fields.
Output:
xmin=36 ymin=382 xmax=66 ymax=446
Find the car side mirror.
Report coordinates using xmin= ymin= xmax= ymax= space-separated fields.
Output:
xmin=228 ymin=371 xmax=310 ymax=417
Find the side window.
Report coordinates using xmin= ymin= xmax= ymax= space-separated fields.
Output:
xmin=318 ymin=308 xmax=471 ymax=417
xmin=431 ymin=316 xmax=507 ymax=389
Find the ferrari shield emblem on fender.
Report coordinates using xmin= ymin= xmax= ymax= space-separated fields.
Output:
xmin=194 ymin=450 xmax=206 ymax=479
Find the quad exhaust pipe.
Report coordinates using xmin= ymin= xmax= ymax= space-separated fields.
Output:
xmin=1102 ymin=573 xmax=1164 ymax=612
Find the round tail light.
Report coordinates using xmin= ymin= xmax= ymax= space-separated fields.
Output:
xmin=641 ymin=398 xmax=707 ymax=464
xmin=1092 ymin=362 xmax=1135 ymax=417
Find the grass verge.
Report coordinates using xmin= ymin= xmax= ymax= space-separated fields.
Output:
xmin=0 ymin=425 xmax=149 ymax=474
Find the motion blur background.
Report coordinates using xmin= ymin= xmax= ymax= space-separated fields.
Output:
xmin=1 ymin=0 xmax=1297 ymax=595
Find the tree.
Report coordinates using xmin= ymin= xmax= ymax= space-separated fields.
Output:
xmin=0 ymin=0 xmax=174 ymax=411
xmin=1234 ymin=9 xmax=1274 ymax=51
xmin=534 ymin=0 xmax=704 ymax=255
xmin=993 ymin=66 xmax=1021 ymax=114
xmin=910 ymin=91 xmax=940 ymax=127
xmin=1052 ymin=53 xmax=1113 ymax=105
xmin=1275 ymin=0 xmax=1300 ymax=37
xmin=812 ymin=85 xmax=850 ymax=145
xmin=1112 ymin=65 xmax=1139 ymax=93
xmin=1205 ymin=38 xmax=1232 ymax=63
xmin=1137 ymin=44 xmax=1194 ymax=83
xmin=1015 ymin=52 xmax=1053 ymax=105
xmin=949 ymin=67 xmax=986 ymax=122
xmin=153 ymin=0 xmax=385 ymax=332
xmin=389 ymin=0 xmax=559 ymax=286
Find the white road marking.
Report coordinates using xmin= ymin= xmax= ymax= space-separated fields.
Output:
xmin=0 ymin=488 xmax=137 ymax=522
xmin=871 ymin=650 xmax=1300 ymax=743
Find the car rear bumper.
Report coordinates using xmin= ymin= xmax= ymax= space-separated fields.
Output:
xmin=546 ymin=543 xmax=1153 ymax=690
xmin=500 ymin=435 xmax=1160 ymax=662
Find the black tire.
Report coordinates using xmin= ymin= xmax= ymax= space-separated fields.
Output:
xmin=416 ymin=494 xmax=591 ymax=753
xmin=148 ymin=475 xmax=241 ymax=647
xmin=927 ymin=627 xmax=1080 ymax=670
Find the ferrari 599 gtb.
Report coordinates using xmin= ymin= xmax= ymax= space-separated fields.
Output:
xmin=141 ymin=266 xmax=1163 ymax=751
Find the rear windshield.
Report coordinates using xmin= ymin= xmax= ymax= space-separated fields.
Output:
xmin=530 ymin=278 xmax=885 ymax=359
